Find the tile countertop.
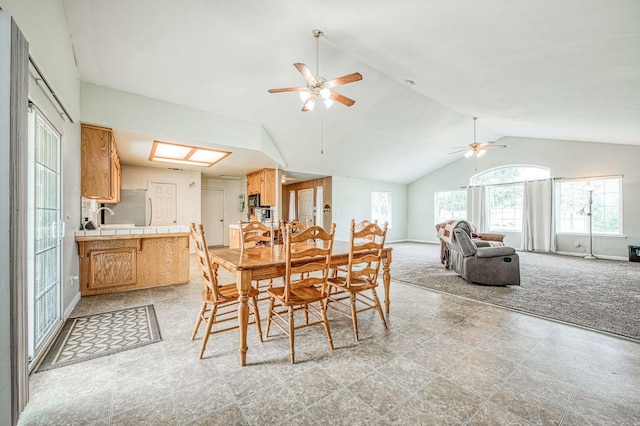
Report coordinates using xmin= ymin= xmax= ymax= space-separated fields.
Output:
xmin=74 ymin=225 xmax=190 ymax=237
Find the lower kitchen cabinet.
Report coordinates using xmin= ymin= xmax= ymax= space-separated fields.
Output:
xmin=76 ymin=233 xmax=190 ymax=296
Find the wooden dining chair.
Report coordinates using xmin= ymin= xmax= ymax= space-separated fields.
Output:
xmin=190 ymin=223 xmax=263 ymax=359
xmin=239 ymin=220 xmax=276 ymax=298
xmin=326 ymin=219 xmax=388 ymax=341
xmin=239 ymin=220 xmax=274 ymax=250
xmin=265 ymin=223 xmax=336 ymax=363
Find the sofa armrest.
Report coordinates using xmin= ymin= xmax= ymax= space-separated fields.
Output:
xmin=454 ymin=228 xmax=477 ymax=256
xmin=476 ymin=233 xmax=504 ymax=242
xmin=476 ymin=246 xmax=516 ymax=258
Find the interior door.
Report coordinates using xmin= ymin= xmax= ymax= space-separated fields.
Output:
xmin=149 ymin=181 xmax=177 ymax=226
xmin=298 ymin=188 xmax=315 ymax=226
xmin=201 ymin=188 xmax=225 ymax=246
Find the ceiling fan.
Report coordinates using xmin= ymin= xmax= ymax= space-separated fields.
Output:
xmin=450 ymin=117 xmax=506 ymax=158
xmin=268 ymin=29 xmax=363 ymax=111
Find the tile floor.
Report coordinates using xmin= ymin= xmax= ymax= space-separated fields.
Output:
xmin=18 ymin=254 xmax=640 ymax=425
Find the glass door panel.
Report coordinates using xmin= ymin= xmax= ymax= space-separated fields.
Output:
xmin=29 ymin=108 xmax=62 ymax=361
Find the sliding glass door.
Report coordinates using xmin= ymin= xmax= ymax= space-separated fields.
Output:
xmin=28 ymin=107 xmax=63 ymax=363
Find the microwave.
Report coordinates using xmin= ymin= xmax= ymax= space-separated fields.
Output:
xmin=248 ymin=194 xmax=260 ymax=207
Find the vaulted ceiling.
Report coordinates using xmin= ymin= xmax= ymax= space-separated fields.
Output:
xmin=61 ymin=0 xmax=640 ymax=184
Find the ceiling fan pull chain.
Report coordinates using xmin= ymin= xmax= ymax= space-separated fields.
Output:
xmin=320 ymin=107 xmax=324 ymax=154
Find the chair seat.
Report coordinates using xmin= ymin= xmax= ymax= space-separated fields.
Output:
xmin=328 ymin=276 xmax=377 ymax=293
xmin=202 ymin=284 xmax=259 ymax=304
xmin=267 ymin=285 xmax=325 ymax=305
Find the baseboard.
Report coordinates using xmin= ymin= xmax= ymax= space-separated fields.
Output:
xmin=402 ymin=239 xmax=440 ymax=245
xmin=554 ymin=251 xmax=627 ymax=261
xmin=64 ymin=291 xmax=81 ymax=320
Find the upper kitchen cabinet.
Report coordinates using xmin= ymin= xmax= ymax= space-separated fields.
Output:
xmin=81 ymin=124 xmax=121 ymax=203
xmin=247 ymin=168 xmax=276 ymax=206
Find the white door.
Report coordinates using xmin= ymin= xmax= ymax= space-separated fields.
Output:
xmin=298 ymin=188 xmax=314 ymax=226
xmin=202 ymin=188 xmax=225 ymax=246
xmin=28 ymin=108 xmax=63 ymax=364
xmin=149 ymin=182 xmax=177 ymax=226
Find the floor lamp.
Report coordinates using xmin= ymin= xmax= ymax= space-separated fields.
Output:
xmin=584 ymin=186 xmax=597 ymax=260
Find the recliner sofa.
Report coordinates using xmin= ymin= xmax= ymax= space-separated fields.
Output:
xmin=446 ymin=221 xmax=520 ymax=286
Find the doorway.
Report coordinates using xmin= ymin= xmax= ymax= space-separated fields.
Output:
xmin=201 ymin=188 xmax=225 ymax=246
xmin=298 ymin=188 xmax=314 ymax=226
xmin=148 ymin=181 xmax=177 ymax=226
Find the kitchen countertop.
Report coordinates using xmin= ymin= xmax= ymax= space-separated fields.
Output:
xmin=74 ymin=225 xmax=190 ymax=237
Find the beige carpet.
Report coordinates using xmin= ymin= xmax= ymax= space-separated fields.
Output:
xmin=389 ymin=242 xmax=640 ymax=341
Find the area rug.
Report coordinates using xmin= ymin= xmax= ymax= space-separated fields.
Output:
xmin=389 ymin=242 xmax=640 ymax=341
xmin=36 ymin=304 xmax=161 ymax=372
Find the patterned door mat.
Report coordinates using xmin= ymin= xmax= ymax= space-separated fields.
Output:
xmin=36 ymin=304 xmax=162 ymax=372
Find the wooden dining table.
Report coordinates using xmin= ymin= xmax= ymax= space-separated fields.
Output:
xmin=207 ymin=240 xmax=392 ymax=366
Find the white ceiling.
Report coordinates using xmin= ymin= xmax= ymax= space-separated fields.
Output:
xmin=62 ymin=0 xmax=640 ymax=184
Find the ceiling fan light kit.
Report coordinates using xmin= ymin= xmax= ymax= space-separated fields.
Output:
xmin=268 ymin=29 xmax=362 ymax=111
xmin=450 ymin=116 xmax=506 ymax=158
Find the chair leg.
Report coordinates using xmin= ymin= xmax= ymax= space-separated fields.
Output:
xmin=304 ymin=303 xmax=309 ymax=325
xmin=371 ymin=288 xmax=388 ymax=330
xmin=251 ymin=296 xmax=263 ymax=342
xmin=191 ymin=302 xmax=207 ymax=340
xmin=199 ymin=305 xmax=217 ymax=359
xmin=289 ymin=306 xmax=295 ymax=364
xmin=350 ymin=292 xmax=359 ymax=341
xmin=320 ymin=300 xmax=334 ymax=350
xmin=265 ymin=297 xmax=275 ymax=337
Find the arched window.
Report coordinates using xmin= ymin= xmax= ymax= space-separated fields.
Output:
xmin=470 ymin=165 xmax=550 ymax=186
xmin=471 ymin=165 xmax=550 ymax=231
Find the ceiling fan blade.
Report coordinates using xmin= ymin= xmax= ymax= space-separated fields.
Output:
xmin=301 ymin=94 xmax=317 ymax=112
xmin=486 ymin=144 xmax=507 ymax=149
xmin=294 ymin=63 xmax=316 ymax=84
xmin=268 ymin=87 xmax=306 ymax=93
xmin=326 ymin=72 xmax=363 ymax=87
xmin=449 ymin=149 xmax=467 ymax=155
xmin=329 ymin=91 xmax=355 ymax=107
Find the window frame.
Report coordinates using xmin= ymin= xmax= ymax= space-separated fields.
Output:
xmin=371 ymin=191 xmax=392 ymax=228
xmin=555 ymin=177 xmax=623 ymax=236
xmin=434 ymin=189 xmax=467 ymax=224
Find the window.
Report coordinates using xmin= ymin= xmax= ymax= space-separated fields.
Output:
xmin=471 ymin=165 xmax=550 ymax=186
xmin=435 ymin=190 xmax=467 ymax=223
xmin=488 ymin=184 xmax=523 ymax=231
xmin=556 ymin=177 xmax=622 ymax=235
xmin=472 ymin=165 xmax=550 ymax=232
xmin=371 ymin=191 xmax=392 ymax=228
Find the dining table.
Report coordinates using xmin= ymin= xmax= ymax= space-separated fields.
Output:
xmin=207 ymin=240 xmax=392 ymax=366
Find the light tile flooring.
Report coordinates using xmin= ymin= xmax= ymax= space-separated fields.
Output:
xmin=19 ymin=254 xmax=640 ymax=425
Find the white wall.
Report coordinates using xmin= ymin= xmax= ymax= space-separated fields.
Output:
xmin=407 ymin=136 xmax=640 ymax=258
xmin=331 ymin=176 xmax=407 ymax=243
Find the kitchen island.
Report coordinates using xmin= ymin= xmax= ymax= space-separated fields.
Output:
xmin=75 ymin=226 xmax=190 ymax=296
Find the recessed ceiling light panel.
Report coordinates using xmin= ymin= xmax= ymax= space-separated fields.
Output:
xmin=149 ymin=141 xmax=230 ymax=168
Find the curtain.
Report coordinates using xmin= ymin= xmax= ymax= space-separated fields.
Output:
xmin=467 ymin=185 xmax=486 ymax=232
xmin=522 ymin=179 xmax=556 ymax=252
xmin=288 ymin=190 xmax=295 ymax=220
xmin=315 ymin=186 xmax=323 ymax=228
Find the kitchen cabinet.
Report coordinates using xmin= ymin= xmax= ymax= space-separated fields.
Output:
xmin=81 ymin=123 xmax=121 ymax=203
xmin=246 ymin=168 xmax=276 ymax=206
xmin=76 ymin=232 xmax=190 ymax=296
